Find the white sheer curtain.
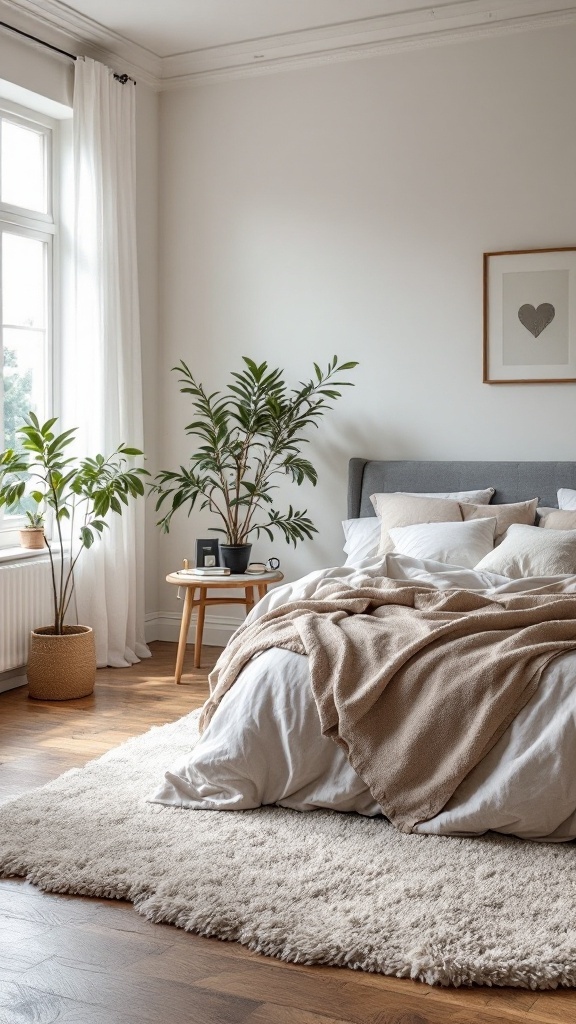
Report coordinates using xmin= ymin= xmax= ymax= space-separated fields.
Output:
xmin=62 ymin=57 xmax=150 ymax=668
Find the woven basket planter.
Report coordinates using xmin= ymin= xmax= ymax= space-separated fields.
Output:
xmin=27 ymin=625 xmax=96 ymax=701
xmin=19 ymin=528 xmax=45 ymax=550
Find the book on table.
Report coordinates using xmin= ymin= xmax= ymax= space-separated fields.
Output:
xmin=176 ymin=567 xmax=232 ymax=577
xmin=192 ymin=566 xmax=231 ymax=576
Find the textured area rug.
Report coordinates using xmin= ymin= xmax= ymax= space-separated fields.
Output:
xmin=1 ymin=710 xmax=575 ymax=989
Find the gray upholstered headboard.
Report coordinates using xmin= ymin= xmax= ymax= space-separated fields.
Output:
xmin=348 ymin=459 xmax=576 ymax=520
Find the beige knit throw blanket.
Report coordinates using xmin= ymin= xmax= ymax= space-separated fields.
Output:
xmin=200 ymin=578 xmax=576 ymax=832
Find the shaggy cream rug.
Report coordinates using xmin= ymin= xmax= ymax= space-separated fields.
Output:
xmin=1 ymin=710 xmax=575 ymax=989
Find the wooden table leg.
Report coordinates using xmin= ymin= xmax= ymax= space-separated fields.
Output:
xmin=175 ymin=586 xmax=195 ymax=684
xmin=257 ymin=582 xmax=268 ymax=600
xmin=245 ymin=586 xmax=255 ymax=616
xmin=194 ymin=588 xmax=206 ymax=669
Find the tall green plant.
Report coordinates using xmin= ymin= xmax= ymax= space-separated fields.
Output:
xmin=0 ymin=413 xmax=147 ymax=634
xmin=152 ymin=355 xmax=357 ymax=545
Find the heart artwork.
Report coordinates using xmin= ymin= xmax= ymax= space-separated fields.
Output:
xmin=518 ymin=302 xmax=555 ymax=338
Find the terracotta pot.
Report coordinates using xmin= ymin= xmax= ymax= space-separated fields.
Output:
xmin=19 ymin=528 xmax=45 ymax=550
xmin=27 ymin=625 xmax=96 ymax=701
xmin=220 ymin=543 xmax=252 ymax=574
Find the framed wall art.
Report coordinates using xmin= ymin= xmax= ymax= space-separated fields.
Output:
xmin=483 ymin=247 xmax=576 ymax=384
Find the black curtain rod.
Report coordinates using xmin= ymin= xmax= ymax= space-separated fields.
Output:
xmin=0 ymin=20 xmax=77 ymax=60
xmin=0 ymin=20 xmax=135 ymax=83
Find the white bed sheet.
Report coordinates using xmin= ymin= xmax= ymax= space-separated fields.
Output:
xmin=150 ymin=555 xmax=576 ymax=841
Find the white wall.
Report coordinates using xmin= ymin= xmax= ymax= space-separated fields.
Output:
xmin=154 ymin=21 xmax=576 ymax=640
xmin=0 ymin=31 xmax=72 ymax=108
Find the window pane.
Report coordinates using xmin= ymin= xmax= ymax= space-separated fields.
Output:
xmin=3 ymin=327 xmax=46 ymax=447
xmin=2 ymin=328 xmax=46 ymax=519
xmin=2 ymin=233 xmax=46 ymax=329
xmin=2 ymin=327 xmax=45 ymax=520
xmin=1 ymin=119 xmax=47 ymax=213
xmin=0 ymin=107 xmax=54 ymax=538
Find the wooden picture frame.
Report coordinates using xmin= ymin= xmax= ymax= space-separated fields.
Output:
xmin=483 ymin=247 xmax=576 ymax=384
xmin=195 ymin=538 xmax=220 ymax=568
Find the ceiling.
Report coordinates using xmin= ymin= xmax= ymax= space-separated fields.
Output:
xmin=3 ymin=0 xmax=576 ymax=86
xmin=51 ymin=0 xmax=467 ymax=58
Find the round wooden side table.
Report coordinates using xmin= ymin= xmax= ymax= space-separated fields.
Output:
xmin=165 ymin=569 xmax=284 ymax=682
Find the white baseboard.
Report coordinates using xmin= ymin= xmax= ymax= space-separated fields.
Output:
xmin=0 ymin=614 xmax=237 ymax=693
xmin=145 ymin=610 xmax=241 ymax=647
xmin=0 ymin=669 xmax=27 ymax=694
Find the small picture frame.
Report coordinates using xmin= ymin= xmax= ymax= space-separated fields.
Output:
xmin=483 ymin=247 xmax=576 ymax=384
xmin=195 ymin=538 xmax=220 ymax=568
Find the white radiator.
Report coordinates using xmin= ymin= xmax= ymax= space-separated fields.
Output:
xmin=0 ymin=558 xmax=54 ymax=673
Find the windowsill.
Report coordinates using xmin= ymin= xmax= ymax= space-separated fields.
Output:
xmin=0 ymin=546 xmax=52 ymax=565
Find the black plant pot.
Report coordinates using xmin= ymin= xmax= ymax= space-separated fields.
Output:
xmin=220 ymin=543 xmax=252 ymax=574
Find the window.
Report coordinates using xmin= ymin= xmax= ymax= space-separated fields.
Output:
xmin=0 ymin=102 xmax=56 ymax=545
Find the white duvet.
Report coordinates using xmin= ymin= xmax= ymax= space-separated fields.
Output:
xmin=151 ymin=555 xmax=576 ymax=841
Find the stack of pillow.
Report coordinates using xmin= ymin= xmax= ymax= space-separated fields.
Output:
xmin=342 ymin=487 xmax=576 ymax=578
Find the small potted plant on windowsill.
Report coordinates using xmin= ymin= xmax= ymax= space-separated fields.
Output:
xmin=152 ymin=356 xmax=358 ymax=573
xmin=19 ymin=510 xmax=46 ymax=550
xmin=0 ymin=413 xmax=147 ymax=700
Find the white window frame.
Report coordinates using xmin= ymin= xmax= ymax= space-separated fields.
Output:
xmin=0 ymin=99 xmax=58 ymax=548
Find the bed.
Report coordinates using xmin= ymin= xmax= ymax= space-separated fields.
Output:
xmin=150 ymin=459 xmax=576 ymax=842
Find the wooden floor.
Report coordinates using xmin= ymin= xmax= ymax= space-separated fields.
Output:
xmin=1 ymin=642 xmax=576 ymax=1024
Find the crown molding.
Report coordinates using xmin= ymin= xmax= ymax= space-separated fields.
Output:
xmin=1 ymin=0 xmax=576 ymax=91
xmin=0 ymin=0 xmax=162 ymax=87
xmin=160 ymin=1 xmax=576 ymax=88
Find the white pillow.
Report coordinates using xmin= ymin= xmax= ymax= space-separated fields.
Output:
xmin=474 ymin=524 xmax=576 ymax=579
xmin=388 ymin=519 xmax=497 ymax=569
xmin=342 ymin=518 xmax=381 ymax=565
xmin=370 ymin=494 xmax=463 ymax=554
xmin=558 ymin=489 xmax=576 ymax=511
xmin=398 ymin=488 xmax=494 ymax=505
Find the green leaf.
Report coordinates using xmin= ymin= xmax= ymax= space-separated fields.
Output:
xmin=94 ymin=493 xmax=110 ymax=517
xmin=46 ymin=429 xmax=77 ymax=458
xmin=80 ymin=526 xmax=94 ymax=548
xmin=130 ymin=476 xmax=145 ymax=496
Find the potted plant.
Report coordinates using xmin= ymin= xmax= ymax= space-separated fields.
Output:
xmin=19 ymin=509 xmax=46 ymax=550
xmin=0 ymin=413 xmax=147 ymax=700
xmin=152 ymin=355 xmax=357 ymax=572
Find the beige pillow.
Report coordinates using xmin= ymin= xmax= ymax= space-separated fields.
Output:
xmin=459 ymin=498 xmax=538 ymax=544
xmin=475 ymin=524 xmax=576 ymax=579
xmin=370 ymin=493 xmax=462 ymax=555
xmin=538 ymin=509 xmax=576 ymax=531
xmin=537 ymin=506 xmax=558 ymax=520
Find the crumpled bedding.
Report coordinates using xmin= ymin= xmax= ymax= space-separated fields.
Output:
xmin=150 ymin=554 xmax=576 ymax=841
